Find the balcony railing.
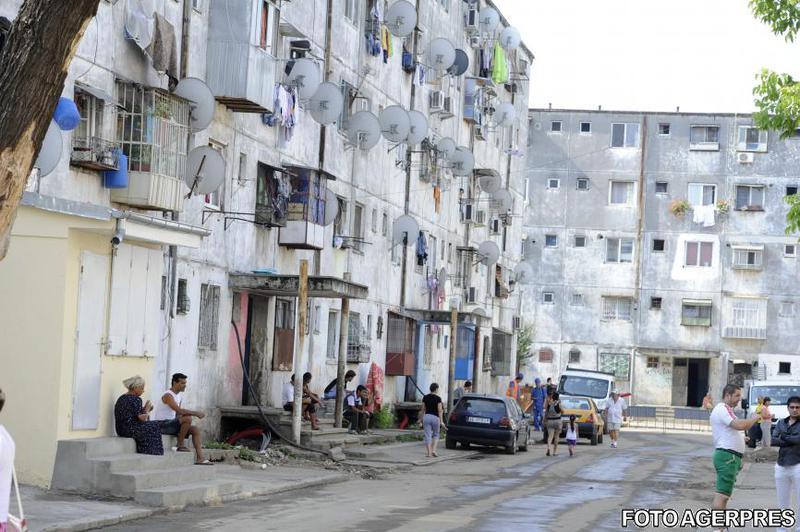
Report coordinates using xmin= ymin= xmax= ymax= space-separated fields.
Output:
xmin=723 ymin=326 xmax=767 ymax=340
xmin=71 ymin=136 xmax=121 ymax=171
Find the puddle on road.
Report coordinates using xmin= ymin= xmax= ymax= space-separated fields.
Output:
xmin=456 ymin=478 xmax=521 ymax=498
xmin=576 ymin=454 xmax=639 ymax=481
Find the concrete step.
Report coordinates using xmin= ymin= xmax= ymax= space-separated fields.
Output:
xmin=134 ymin=479 xmax=241 ymax=508
xmin=110 ymin=465 xmax=217 ymax=494
xmin=90 ymin=451 xmax=196 ymax=474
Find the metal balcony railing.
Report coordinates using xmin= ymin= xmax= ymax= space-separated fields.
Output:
xmin=71 ymin=136 xmax=121 ymax=171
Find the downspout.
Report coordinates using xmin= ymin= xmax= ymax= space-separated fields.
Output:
xmin=315 ymin=0 xmax=334 ymax=278
xmin=632 ymin=115 xmax=648 ymax=399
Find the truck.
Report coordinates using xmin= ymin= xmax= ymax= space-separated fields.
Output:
xmin=742 ymin=379 xmax=800 ymax=426
xmin=557 ymin=367 xmax=617 ymax=433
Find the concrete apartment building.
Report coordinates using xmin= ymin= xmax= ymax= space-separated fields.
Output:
xmin=522 ymin=108 xmax=800 ymax=407
xmin=0 ymin=0 xmax=531 ymax=486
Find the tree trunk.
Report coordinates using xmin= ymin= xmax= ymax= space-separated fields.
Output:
xmin=0 ymin=0 xmax=101 ymax=260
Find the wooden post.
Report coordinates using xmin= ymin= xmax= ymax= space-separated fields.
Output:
xmin=335 ymin=295 xmax=350 ymax=427
xmin=292 ymin=260 xmax=309 ymax=444
xmin=447 ymin=305 xmax=457 ymax=412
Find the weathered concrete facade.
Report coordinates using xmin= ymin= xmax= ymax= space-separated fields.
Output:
xmin=522 ymin=109 xmax=800 ymax=406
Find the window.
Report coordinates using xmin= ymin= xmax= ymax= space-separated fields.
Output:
xmin=547 ymin=178 xmax=560 ymax=190
xmin=550 ymin=120 xmax=562 ymax=133
xmin=723 ymin=297 xmax=767 ymax=339
xmin=382 ymin=212 xmax=388 ymax=237
xmin=599 ymin=352 xmax=631 ymax=380
xmin=338 ymin=81 xmax=356 ymax=132
xmin=647 ymin=356 xmax=659 ymax=369
xmin=735 ymin=185 xmax=764 ymax=211
xmin=539 ymin=348 xmax=554 ymax=363
xmin=650 ymin=297 xmax=662 ymax=310
xmin=192 ymin=0 xmax=202 ymax=11
xmin=259 ymin=1 xmax=279 ymax=54
xmin=524 ymin=177 xmax=531 ymax=203
xmin=344 ymin=0 xmax=359 ymax=23
xmin=205 ymin=140 xmax=226 ymax=209
xmin=687 ymin=183 xmax=716 ymax=207
xmin=371 ymin=208 xmax=378 ymax=233
xmin=574 ymin=235 xmax=586 ymax=248
xmin=785 ymin=244 xmax=797 ymax=258
xmin=72 ymin=85 xmax=116 ymax=169
xmin=689 ymin=125 xmax=720 ymax=150
xmin=286 ymin=168 xmax=327 ymax=225
xmin=545 ymin=234 xmax=558 ymax=247
xmin=685 ymin=241 xmax=713 ymax=267
xmin=438 ymin=0 xmax=450 ymax=11
xmin=352 ymin=203 xmax=364 ymax=252
xmin=602 ymin=297 xmax=632 ymax=321
xmin=238 ymin=152 xmax=247 ymax=183
xmin=682 ymin=300 xmax=712 ymax=327
xmin=609 ymin=181 xmax=634 ymax=205
xmin=569 ymin=348 xmax=581 ymax=363
xmin=334 ymin=196 xmax=348 ymax=237
xmin=732 ymin=246 xmax=763 ymax=270
xmin=611 ymin=123 xmax=640 ymax=148
xmin=326 ymin=310 xmax=339 ymax=359
xmin=580 ymin=121 xmax=591 ymax=133
xmin=255 ymin=163 xmax=287 ymax=226
xmin=198 ymin=284 xmax=220 ymax=350
xmin=160 ymin=276 xmax=167 ymax=311
xmin=652 ymin=239 xmax=665 ymax=252
xmin=176 ymin=278 xmax=189 ymax=314
xmin=787 ymin=186 xmax=798 ymax=196
xmin=367 ymin=314 xmax=373 ymax=338
xmin=658 ymin=123 xmax=670 ymax=136
xmin=737 ymin=126 xmax=768 ymax=152
xmin=543 ymin=292 xmax=555 ymax=304
xmin=780 ymin=302 xmax=796 ymax=317
xmin=655 ymin=182 xmax=668 ymax=194
xmin=571 ymin=293 xmax=584 ymax=306
xmin=448 ymin=242 xmax=453 ymax=263
xmin=780 ymin=362 xmax=792 ymax=374
xmin=577 ymin=178 xmax=590 ymax=191
xmin=606 ymin=238 xmax=634 ymax=263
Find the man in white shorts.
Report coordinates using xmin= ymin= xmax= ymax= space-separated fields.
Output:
xmin=604 ymin=390 xmax=628 ymax=448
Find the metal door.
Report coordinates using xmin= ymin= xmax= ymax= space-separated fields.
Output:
xmin=672 ymin=358 xmax=688 ymax=406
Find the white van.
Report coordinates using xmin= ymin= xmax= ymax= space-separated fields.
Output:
xmin=742 ymin=380 xmax=800 ymax=426
xmin=557 ymin=367 xmax=617 ymax=412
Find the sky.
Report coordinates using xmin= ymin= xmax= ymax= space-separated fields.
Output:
xmin=492 ymin=0 xmax=800 ymax=113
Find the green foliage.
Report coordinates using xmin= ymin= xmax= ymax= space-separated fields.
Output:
xmin=785 ymin=194 xmax=800 ymax=235
xmin=238 ymin=448 xmax=259 ymax=462
xmin=203 ymin=441 xmax=237 ymax=450
xmin=516 ymin=322 xmax=535 ymax=365
xmin=750 ymin=0 xmax=800 ymax=42
xmin=373 ymin=406 xmax=395 ymax=429
xmin=752 ymin=69 xmax=800 ymax=139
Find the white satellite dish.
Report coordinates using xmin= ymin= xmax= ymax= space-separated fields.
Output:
xmin=499 ymin=26 xmax=521 ymax=50
xmin=495 ymin=102 xmax=516 ymax=127
xmin=479 ymin=7 xmax=500 ymax=32
xmin=185 ymin=146 xmax=225 ymax=195
xmin=426 ymin=38 xmax=456 ymax=71
xmin=385 ymin=0 xmax=417 ymax=37
xmin=449 ymin=147 xmax=475 ymax=176
xmin=514 ymin=262 xmax=535 ymax=284
xmin=35 ymin=120 xmax=62 ymax=177
xmin=346 ymin=111 xmax=382 ymax=150
xmin=436 ymin=137 xmax=456 ymax=159
xmin=406 ymin=111 xmax=428 ymax=146
xmin=323 ymin=188 xmax=339 ymax=226
xmin=477 ymin=171 xmax=502 ymax=194
xmin=309 ymin=82 xmax=344 ymax=125
xmin=285 ymin=58 xmax=321 ymax=99
xmin=379 ymin=106 xmax=411 ymax=143
xmin=173 ymin=77 xmax=215 ymax=131
xmin=477 ymin=241 xmax=501 ymax=266
xmin=472 ymin=307 xmax=489 ymax=317
xmin=391 ymin=214 xmax=419 ymax=246
xmin=491 ymin=188 xmax=513 ymax=212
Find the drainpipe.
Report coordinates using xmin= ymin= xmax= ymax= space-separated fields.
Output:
xmin=632 ymin=116 xmax=648 ymax=400
xmin=315 ymin=0 xmax=334 ymax=278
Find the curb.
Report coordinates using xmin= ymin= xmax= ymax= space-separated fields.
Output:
xmin=39 ymin=508 xmax=167 ymax=532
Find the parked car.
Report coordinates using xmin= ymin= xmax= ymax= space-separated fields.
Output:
xmin=558 ymin=396 xmax=605 ymax=445
xmin=445 ymin=394 xmax=531 ymax=454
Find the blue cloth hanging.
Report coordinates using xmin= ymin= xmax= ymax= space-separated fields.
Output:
xmin=54 ymin=97 xmax=81 ymax=131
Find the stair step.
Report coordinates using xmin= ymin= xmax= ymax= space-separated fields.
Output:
xmin=135 ymin=479 xmax=241 ymax=508
xmin=111 ymin=465 xmax=217 ymax=493
xmin=90 ymin=451 xmax=196 ymax=473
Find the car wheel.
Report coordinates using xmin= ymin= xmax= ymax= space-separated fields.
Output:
xmin=445 ymin=438 xmax=457 ymax=450
xmin=506 ymin=433 xmax=518 ymax=455
xmin=519 ymin=429 xmax=529 ymax=452
xmin=590 ymin=430 xmax=598 ymax=446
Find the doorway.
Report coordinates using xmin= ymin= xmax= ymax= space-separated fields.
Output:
xmin=243 ymin=296 xmax=270 ymax=405
xmin=671 ymin=357 xmax=709 ymax=407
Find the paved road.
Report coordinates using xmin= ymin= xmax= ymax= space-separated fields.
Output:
xmin=100 ymin=430 xmax=780 ymax=532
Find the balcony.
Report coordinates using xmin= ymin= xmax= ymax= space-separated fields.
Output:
xmin=278 ymin=167 xmax=330 ymax=250
xmin=723 ymin=326 xmax=767 ymax=340
xmin=71 ymin=136 xmax=121 ymax=171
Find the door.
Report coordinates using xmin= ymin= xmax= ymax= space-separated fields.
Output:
xmin=272 ymin=298 xmax=295 ymax=371
xmin=687 ymin=358 xmax=710 ymax=407
xmin=72 ymin=251 xmax=110 ymax=430
xmin=671 ymin=358 xmax=688 ymax=406
xmin=244 ymin=296 xmax=270 ymax=405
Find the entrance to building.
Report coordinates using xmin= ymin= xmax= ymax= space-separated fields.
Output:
xmin=671 ymin=358 xmax=709 ymax=407
xmin=242 ymin=296 xmax=271 ymax=406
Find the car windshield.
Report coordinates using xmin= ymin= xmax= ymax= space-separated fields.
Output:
xmin=560 ymin=398 xmax=591 ymax=410
xmin=458 ymin=399 xmax=507 ymax=418
xmin=559 ymin=376 xmax=610 ymax=400
xmin=750 ymin=386 xmax=800 ymax=405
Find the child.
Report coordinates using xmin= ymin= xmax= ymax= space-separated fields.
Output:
xmin=566 ymin=414 xmax=578 ymax=457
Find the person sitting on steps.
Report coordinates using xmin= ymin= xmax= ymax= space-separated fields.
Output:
xmin=152 ymin=373 xmax=211 ymax=465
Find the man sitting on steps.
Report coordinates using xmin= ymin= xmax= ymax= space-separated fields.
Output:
xmin=153 ymin=373 xmax=212 ymax=465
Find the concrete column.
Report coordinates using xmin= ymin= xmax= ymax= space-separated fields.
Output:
xmin=292 ymin=260 xmax=309 ymax=444
xmin=447 ymin=306 xmax=457 ymax=412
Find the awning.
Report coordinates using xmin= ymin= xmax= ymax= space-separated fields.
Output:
xmin=731 ymin=244 xmax=764 ymax=251
xmin=115 ymin=211 xmax=209 ymax=249
xmin=75 ymin=81 xmax=113 ymax=103
xmin=229 ymin=273 xmax=368 ymax=299
xmin=405 ymin=308 xmax=488 ymax=325
xmin=281 ymin=162 xmax=337 ymax=181
xmin=682 ymin=299 xmax=712 ymax=306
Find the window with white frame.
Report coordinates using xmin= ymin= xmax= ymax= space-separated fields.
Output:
xmin=681 ymin=299 xmax=712 ymax=327
xmin=545 ymin=234 xmax=558 ymax=247
xmin=205 ymin=140 xmax=226 ymax=209
xmin=780 ymin=301 xmax=796 ymax=317
xmin=606 ymin=238 xmax=634 ymax=263
xmin=735 ymin=185 xmax=765 ymax=211
xmin=732 ymin=245 xmax=763 ymax=270
xmin=550 ymin=120 xmax=562 ymax=133
xmin=198 ymin=284 xmax=220 ymax=350
xmin=543 ymin=292 xmax=555 ymax=304
xmin=344 ymin=0 xmax=359 ymax=23
xmin=611 ymin=123 xmax=640 ymax=148
xmin=737 ymin=126 xmax=768 ymax=152
xmin=785 ymin=244 xmax=797 ymax=258
xmin=685 ymin=241 xmax=713 ymax=267
xmin=580 ymin=121 xmax=591 ymax=133
xmin=547 ymin=178 xmax=560 ymax=190
xmin=609 ymin=181 xmax=634 ymax=205
xmin=238 ymin=152 xmax=247 ymax=182
xmin=602 ymin=296 xmax=632 ymax=321
xmin=338 ymin=81 xmax=357 ymax=132
xmin=192 ymin=0 xmax=202 ymax=11
xmin=73 ymin=86 xmax=111 ymax=155
xmin=653 ymin=239 xmax=665 ymax=252
xmin=655 ymin=181 xmax=668 ymax=194
xmin=689 ymin=125 xmax=720 ymax=150
xmin=259 ymin=1 xmax=280 ymax=54
xmin=353 ymin=203 xmax=364 ymax=251
xmin=658 ymin=123 xmax=671 ymax=136
xmin=687 ymin=183 xmax=716 ymax=207
xmin=723 ymin=297 xmax=767 ymax=339
xmin=577 ymin=178 xmax=590 ymax=191
xmin=326 ymin=310 xmax=339 ymax=359
xmin=571 ymin=293 xmax=584 ymax=306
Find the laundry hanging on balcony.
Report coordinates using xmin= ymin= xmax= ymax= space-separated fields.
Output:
xmin=145 ymin=13 xmax=179 ymax=83
xmin=124 ymin=0 xmax=154 ymax=51
xmin=491 ymin=41 xmax=509 ymax=84
xmin=413 ymin=64 xmax=425 ymax=87
xmin=416 ymin=231 xmax=428 ymax=266
xmin=478 ymin=45 xmax=492 ymax=78
xmin=380 ymin=25 xmax=393 ymax=63
xmin=270 ymin=84 xmax=299 ymax=141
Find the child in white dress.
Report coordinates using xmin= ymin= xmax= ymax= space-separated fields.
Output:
xmin=566 ymin=414 xmax=578 ymax=457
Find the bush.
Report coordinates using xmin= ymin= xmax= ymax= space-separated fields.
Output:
xmin=373 ymin=406 xmax=395 ymax=429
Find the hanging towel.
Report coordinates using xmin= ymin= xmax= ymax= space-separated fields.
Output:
xmin=479 ymin=47 xmax=492 ymax=78
xmin=124 ymin=0 xmax=154 ymax=52
xmin=414 ymin=64 xmax=425 ymax=86
xmin=145 ymin=13 xmax=178 ymax=80
xmin=416 ymin=232 xmax=428 ymax=265
xmin=491 ymin=41 xmax=508 ymax=84
xmin=402 ymin=43 xmax=415 ymax=72
xmin=380 ymin=25 xmax=393 ymax=63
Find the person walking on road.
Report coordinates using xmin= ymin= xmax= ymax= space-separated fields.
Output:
xmin=532 ymin=378 xmax=546 ymax=432
xmin=709 ymin=384 xmax=760 ymax=524
xmin=566 ymin=414 xmax=578 ymax=457
xmin=773 ymin=395 xmax=800 ymax=532
xmin=604 ymin=391 xmax=628 ymax=448
xmin=544 ymin=392 xmax=563 ymax=456
xmin=506 ymin=373 xmax=523 ymax=406
xmin=422 ymin=383 xmax=445 ymax=458
xmin=760 ymin=396 xmax=773 ymax=448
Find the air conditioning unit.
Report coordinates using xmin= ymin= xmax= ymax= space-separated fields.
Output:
xmin=466 ymin=286 xmax=477 ymax=304
xmin=430 ymin=90 xmax=444 ymax=112
xmin=473 ymin=123 xmax=488 ymax=141
xmin=465 ymin=6 xmax=479 ymax=33
xmin=463 ymin=203 xmax=474 ymax=222
xmin=490 ymin=218 xmax=501 ymax=235
xmin=474 ymin=210 xmax=486 ymax=225
xmin=512 ymin=316 xmax=522 ymax=330
xmin=738 ymin=152 xmax=754 ymax=164
xmin=469 ymin=35 xmax=481 ymax=48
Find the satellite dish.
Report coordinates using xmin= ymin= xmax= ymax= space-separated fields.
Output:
xmin=447 ymin=49 xmax=470 ymax=77
xmin=391 ymin=214 xmax=419 ymax=246
xmin=479 ymin=7 xmax=500 ymax=32
xmin=173 ymin=77 xmax=215 ymax=131
xmin=491 ymin=188 xmax=513 ymax=212
xmin=379 ymin=105 xmax=411 ymax=143
xmin=499 ymin=26 xmax=521 ymax=50
xmin=406 ymin=111 xmax=428 ymax=146
xmin=385 ymin=0 xmax=417 ymax=37
xmin=346 ymin=111 xmax=382 ymax=150
xmin=477 ymin=241 xmax=500 ymax=266
xmin=285 ymin=58 xmax=321 ymax=99
xmin=323 ymin=188 xmax=339 ymax=226
xmin=35 ymin=120 xmax=62 ymax=177
xmin=185 ymin=146 xmax=225 ymax=195
xmin=478 ymin=171 xmax=501 ymax=194
xmin=495 ymin=102 xmax=516 ymax=127
xmin=449 ymin=147 xmax=475 ymax=176
xmin=309 ymin=82 xmax=344 ymax=125
xmin=426 ymin=38 xmax=456 ymax=71
xmin=514 ymin=262 xmax=535 ymax=284
xmin=436 ymin=137 xmax=456 ymax=159
xmin=472 ymin=307 xmax=489 ymax=317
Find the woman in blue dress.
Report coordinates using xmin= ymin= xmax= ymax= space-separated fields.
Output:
xmin=114 ymin=376 xmax=163 ymax=455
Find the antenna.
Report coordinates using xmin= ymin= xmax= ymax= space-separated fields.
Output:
xmin=379 ymin=105 xmax=411 ymax=143
xmin=477 ymin=170 xmax=502 ymax=194
xmin=514 ymin=262 xmax=535 ymax=284
xmin=477 ymin=241 xmax=500 ymax=266
xmin=323 ymin=188 xmax=339 ymax=226
xmin=309 ymin=82 xmax=344 ymax=125
xmin=346 ymin=111 xmax=382 ymax=150
xmin=449 ymin=147 xmax=475 ymax=176
xmin=285 ymin=58 xmax=321 ymax=99
xmin=479 ymin=7 xmax=500 ymax=33
xmin=436 ymin=137 xmax=457 ymax=159
xmin=391 ymin=214 xmax=419 ymax=246
xmin=426 ymin=38 xmax=456 ymax=71
xmin=406 ymin=110 xmax=429 ymax=146
xmin=499 ymin=26 xmax=521 ymax=50
xmin=184 ymin=146 xmax=225 ymax=196
xmin=385 ymin=0 xmax=417 ymax=37
xmin=34 ymin=120 xmax=63 ymax=177
xmin=495 ymin=102 xmax=516 ymax=127
xmin=173 ymin=77 xmax=215 ymax=131
xmin=447 ymin=49 xmax=470 ymax=77
xmin=490 ymin=188 xmax=513 ymax=212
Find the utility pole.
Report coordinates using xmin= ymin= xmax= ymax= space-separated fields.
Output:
xmin=447 ymin=305 xmax=457 ymax=412
xmin=292 ymin=260 xmax=309 ymax=444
